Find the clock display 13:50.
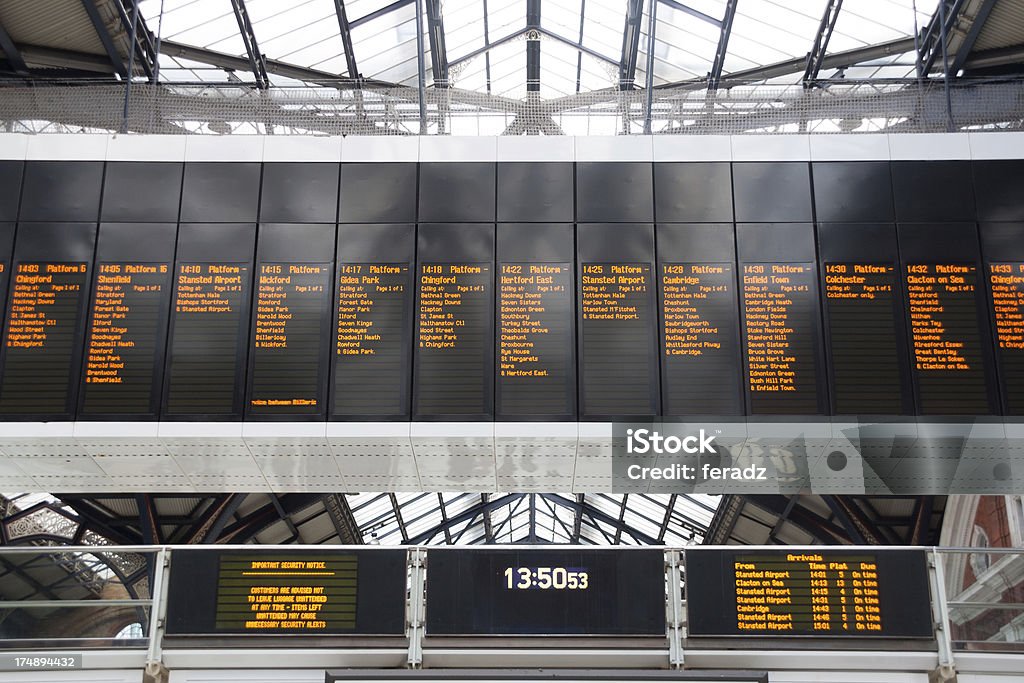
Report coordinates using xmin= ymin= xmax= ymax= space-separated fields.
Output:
xmin=503 ymin=567 xmax=589 ymax=590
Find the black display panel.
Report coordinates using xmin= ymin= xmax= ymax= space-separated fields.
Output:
xmin=892 ymin=161 xmax=975 ymax=223
xmin=425 ymin=549 xmax=665 ymax=636
xmin=578 ymin=224 xmax=659 ymax=419
xmin=0 ymin=162 xmax=23 ymax=221
xmin=818 ymin=223 xmax=913 ymax=416
xmin=0 ymin=223 xmax=96 ymax=419
xmin=101 ymin=163 xmax=183 ymax=223
xmin=811 ymin=162 xmax=894 ymax=223
xmin=163 ymin=224 xmax=255 ymax=420
xmin=899 ymin=224 xmax=998 ymax=415
xmin=180 ymin=163 xmax=261 ymax=223
xmin=261 ymin=163 xmax=339 ymax=224
xmin=339 ymin=163 xmax=417 ymax=224
xmin=497 ymin=223 xmax=575 ymax=420
xmin=685 ymin=549 xmax=933 ymax=638
xmin=732 ymin=163 xmax=812 ymax=223
xmin=654 ymin=163 xmax=733 ymax=223
xmin=20 ymin=162 xmax=103 ymax=222
xmin=737 ymin=224 xmax=826 ymax=415
xmin=413 ymin=224 xmax=494 ymax=420
xmin=332 ymin=224 xmax=414 ymax=420
xmin=576 ymin=163 xmax=653 ymax=223
xmin=496 ymin=163 xmax=574 ymax=223
xmin=247 ymin=224 xmax=334 ymax=419
xmin=657 ymin=225 xmax=742 ymax=416
xmin=165 ymin=549 xmax=407 ymax=636
xmin=79 ymin=224 xmax=176 ymax=419
xmin=419 ymin=164 xmax=496 ymax=222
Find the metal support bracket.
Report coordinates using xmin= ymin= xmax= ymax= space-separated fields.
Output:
xmin=407 ymin=547 xmax=426 ymax=668
xmin=927 ymin=550 xmax=956 ymax=682
xmin=144 ymin=547 xmax=171 ymax=683
xmin=667 ymin=549 xmax=685 ymax=668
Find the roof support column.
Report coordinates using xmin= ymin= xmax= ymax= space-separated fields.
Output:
xmin=229 ymin=0 xmax=269 ymax=89
xmin=333 ymin=0 xmax=360 ymax=78
xmin=80 ymin=0 xmax=128 ymax=77
xmin=415 ymin=0 xmax=427 ymax=133
xmin=526 ymin=0 xmax=540 ymax=92
xmin=0 ymin=20 xmax=28 ymax=75
xmin=707 ymin=0 xmax=737 ymax=90
xmin=619 ymin=0 xmax=644 ymax=90
xmin=802 ymin=0 xmax=843 ymax=87
xmin=642 ymin=0 xmax=658 ymax=133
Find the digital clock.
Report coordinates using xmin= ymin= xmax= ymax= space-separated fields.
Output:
xmin=503 ymin=567 xmax=589 ymax=590
xmin=427 ymin=549 xmax=665 ymax=636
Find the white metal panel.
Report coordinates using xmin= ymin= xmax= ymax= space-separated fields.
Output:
xmin=496 ymin=136 xmax=575 ymax=162
xmin=420 ymin=136 xmax=498 ymax=162
xmin=732 ymin=135 xmax=811 ymax=161
xmin=263 ymin=136 xmax=344 ymax=162
xmin=0 ymin=133 xmax=29 ymax=160
xmin=106 ymin=134 xmax=187 ymax=162
xmin=653 ymin=135 xmax=732 ymax=162
xmin=25 ymin=133 xmax=108 ymax=160
xmin=342 ymin=136 xmax=419 ymax=162
xmin=184 ymin=136 xmax=264 ymax=162
xmin=770 ymin=673 xmax=927 ymax=683
xmin=575 ymin=135 xmax=654 ymax=161
xmin=889 ymin=132 xmax=972 ymax=160
xmin=809 ymin=134 xmax=891 ymax=161
xmin=0 ymin=672 xmax=141 ymax=683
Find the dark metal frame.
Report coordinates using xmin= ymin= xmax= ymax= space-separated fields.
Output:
xmin=707 ymin=0 xmax=738 ymax=90
xmin=802 ymin=0 xmax=843 ymax=87
xmin=79 ymin=0 xmax=128 ymax=78
xmin=0 ymin=19 xmax=28 ymax=75
xmin=228 ymin=0 xmax=269 ymax=89
xmin=333 ymin=0 xmax=360 ymax=79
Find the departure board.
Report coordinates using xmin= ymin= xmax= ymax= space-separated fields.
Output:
xmin=686 ymin=549 xmax=933 ymax=638
xmin=414 ymin=263 xmax=492 ymax=417
xmin=0 ymin=262 xmax=89 ymax=416
xmin=165 ymin=550 xmax=407 ymax=636
xmin=248 ymin=263 xmax=332 ymax=416
xmin=333 ymin=263 xmax=411 ymax=417
xmin=426 ymin=549 xmax=665 ymax=636
xmin=580 ymin=263 xmax=658 ymax=417
xmin=741 ymin=264 xmax=821 ymax=414
xmin=660 ymin=263 xmax=741 ymax=414
xmin=905 ymin=264 xmax=991 ymax=414
xmin=824 ymin=263 xmax=904 ymax=414
xmin=79 ymin=263 xmax=170 ymax=415
xmin=497 ymin=263 xmax=574 ymax=417
xmin=165 ymin=263 xmax=250 ymax=416
xmin=989 ymin=263 xmax=1024 ymax=414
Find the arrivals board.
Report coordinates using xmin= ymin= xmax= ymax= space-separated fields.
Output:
xmin=425 ymin=549 xmax=665 ymax=636
xmin=905 ymin=263 xmax=991 ymax=414
xmin=332 ymin=263 xmax=411 ymax=416
xmin=414 ymin=262 xmax=492 ymax=417
xmin=80 ymin=262 xmax=171 ymax=416
xmin=247 ymin=262 xmax=333 ymax=416
xmin=823 ymin=263 xmax=905 ymax=414
xmin=987 ymin=263 xmax=1024 ymax=414
xmin=497 ymin=263 xmax=574 ymax=418
xmin=685 ymin=549 xmax=933 ymax=638
xmin=0 ymin=262 xmax=90 ymax=417
xmin=165 ymin=550 xmax=407 ymax=636
xmin=740 ymin=263 xmax=821 ymax=414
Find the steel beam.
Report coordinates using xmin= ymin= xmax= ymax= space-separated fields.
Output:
xmin=228 ymin=0 xmax=269 ymax=89
xmin=657 ymin=36 xmax=915 ymax=90
xmin=619 ymin=0 xmax=644 ymax=90
xmin=407 ymin=494 xmax=524 ymax=545
xmin=333 ymin=0 xmax=360 ymax=78
xmin=823 ymin=495 xmax=886 ymax=545
xmin=112 ymin=0 xmax=156 ymax=81
xmin=802 ymin=0 xmax=843 ymax=87
xmin=950 ymin=0 xmax=999 ymax=74
xmin=80 ymin=0 xmax=128 ymax=77
xmin=575 ymin=0 xmax=586 ymax=92
xmin=643 ymin=0 xmax=657 ymax=132
xmin=216 ymin=494 xmax=322 ymax=544
xmin=350 ymin=0 xmax=415 ymax=29
xmin=536 ymin=28 xmax=619 ymax=67
xmin=539 ymin=494 xmax=661 ymax=545
xmin=707 ymin=0 xmax=738 ymax=90
xmin=744 ymin=495 xmax=850 ymax=545
xmin=526 ymin=0 xmax=540 ymax=92
xmin=0 ymin=20 xmax=28 ymax=75
xmin=425 ymin=0 xmax=449 ymax=87
xmin=414 ymin=0 xmax=427 ymax=133
xmin=919 ymin=0 xmax=968 ymax=75
xmin=659 ymin=0 xmax=720 ymax=27
xmin=448 ymin=29 xmax=528 ymax=69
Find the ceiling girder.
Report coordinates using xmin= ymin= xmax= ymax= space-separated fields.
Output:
xmin=333 ymin=0 xmax=360 ymax=79
xmin=949 ymin=0 xmax=1000 ymax=74
xmin=802 ymin=0 xmax=843 ymax=86
xmin=228 ymin=0 xmax=269 ymax=89
xmin=707 ymin=0 xmax=738 ymax=90
xmin=0 ymin=20 xmax=28 ymax=75
xmin=79 ymin=0 xmax=128 ymax=77
xmin=659 ymin=0 xmax=720 ymax=27
xmin=919 ymin=0 xmax=968 ymax=76
xmin=526 ymin=0 xmax=541 ymax=92
xmin=618 ymin=0 xmax=644 ymax=90
xmin=425 ymin=0 xmax=449 ymax=87
xmin=111 ymin=0 xmax=156 ymax=81
xmin=350 ymin=0 xmax=414 ymax=29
